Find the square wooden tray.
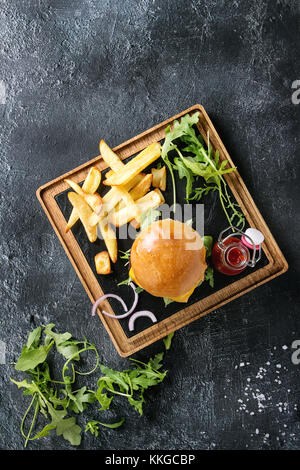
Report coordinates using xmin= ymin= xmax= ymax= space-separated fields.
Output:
xmin=36 ymin=104 xmax=288 ymax=357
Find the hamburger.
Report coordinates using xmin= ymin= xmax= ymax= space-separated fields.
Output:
xmin=129 ymin=219 xmax=207 ymax=302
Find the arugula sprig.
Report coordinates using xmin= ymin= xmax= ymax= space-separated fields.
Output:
xmin=85 ymin=418 xmax=125 ymax=437
xmin=119 ymin=249 xmax=131 ymax=266
xmin=95 ymin=352 xmax=167 ymax=416
xmin=11 ymin=325 xmax=100 ymax=447
xmin=161 ymin=113 xmax=245 ymax=229
xmin=11 ymin=324 xmax=169 ymax=447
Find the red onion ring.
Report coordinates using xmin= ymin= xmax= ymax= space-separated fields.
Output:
xmin=128 ymin=310 xmax=157 ymax=331
xmin=92 ymin=282 xmax=139 ymax=320
xmin=92 ymin=294 xmax=127 ymax=317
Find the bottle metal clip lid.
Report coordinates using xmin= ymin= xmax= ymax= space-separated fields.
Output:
xmin=218 ymin=226 xmax=263 ymax=268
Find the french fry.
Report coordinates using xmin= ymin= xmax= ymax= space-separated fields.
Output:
xmin=89 ymin=174 xmax=146 ymax=227
xmin=98 ymin=218 xmax=118 ymax=263
xmin=68 ymin=192 xmax=97 ymax=242
xmin=94 ymin=251 xmax=111 ymax=275
xmin=100 ymin=139 xmax=124 ymax=172
xmin=152 ymin=166 xmax=166 ymax=191
xmin=115 ymin=187 xmax=141 ymax=222
xmin=109 ymin=189 xmax=165 ymax=227
xmin=99 ymin=174 xmax=145 ymax=218
xmin=118 ymin=174 xmax=152 ymax=209
xmin=119 ymin=174 xmax=153 ymax=228
xmin=66 ymin=167 xmax=101 ymax=232
xmin=105 ymin=169 xmax=115 ymax=180
xmin=103 ymin=142 xmax=161 ymax=187
xmin=65 ymin=178 xmax=103 ymax=214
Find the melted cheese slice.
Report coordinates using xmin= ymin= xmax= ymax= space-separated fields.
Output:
xmin=129 ymin=267 xmax=197 ymax=303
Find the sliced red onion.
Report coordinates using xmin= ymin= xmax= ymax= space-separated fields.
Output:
xmin=128 ymin=310 xmax=157 ymax=331
xmin=92 ymin=282 xmax=139 ymax=320
xmin=124 ymin=282 xmax=139 ymax=316
xmin=92 ymin=294 xmax=128 ymax=317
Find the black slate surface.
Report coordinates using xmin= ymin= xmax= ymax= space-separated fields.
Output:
xmin=0 ymin=0 xmax=299 ymax=451
xmin=55 ymin=142 xmax=269 ymax=339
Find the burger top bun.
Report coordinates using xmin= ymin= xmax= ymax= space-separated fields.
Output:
xmin=130 ymin=219 xmax=207 ymax=300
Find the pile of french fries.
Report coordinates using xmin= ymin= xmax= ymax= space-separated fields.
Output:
xmin=65 ymin=140 xmax=166 ymax=275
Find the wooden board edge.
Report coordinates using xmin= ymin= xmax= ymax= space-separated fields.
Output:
xmin=119 ymin=260 xmax=289 ymax=357
xmin=35 ymin=104 xmax=289 ymax=357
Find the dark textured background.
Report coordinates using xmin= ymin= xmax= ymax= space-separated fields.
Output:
xmin=0 ymin=0 xmax=299 ymax=451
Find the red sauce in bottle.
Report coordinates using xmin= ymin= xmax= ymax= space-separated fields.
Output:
xmin=212 ymin=236 xmax=250 ymax=275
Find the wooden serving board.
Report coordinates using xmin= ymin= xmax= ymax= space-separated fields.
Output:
xmin=36 ymin=105 xmax=288 ymax=357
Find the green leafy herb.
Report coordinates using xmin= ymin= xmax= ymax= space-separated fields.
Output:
xmin=56 ymin=417 xmax=82 ymax=446
xmin=203 ymin=235 xmax=213 ymax=258
xmin=204 ymin=266 xmax=214 ymax=288
xmin=117 ymin=275 xmax=144 ymax=293
xmin=15 ymin=341 xmax=54 ymax=372
xmin=119 ymin=249 xmax=131 ymax=266
xmin=188 ymin=184 xmax=217 ymax=202
xmin=163 ymin=297 xmax=174 ymax=307
xmin=135 ymin=285 xmax=144 ymax=294
xmin=161 ymin=113 xmax=245 ymax=229
xmin=44 ymin=323 xmax=81 ymax=361
xmin=85 ymin=418 xmax=125 ymax=437
xmin=12 ymin=323 xmax=170 ymax=448
xmin=172 ymin=157 xmax=194 ymax=201
xmin=161 ymin=112 xmax=200 ymax=207
xmin=95 ymin=353 xmax=167 ymax=416
xmin=117 ymin=276 xmax=132 ymax=286
xmin=11 ymin=324 xmax=99 ymax=448
xmin=163 ymin=332 xmax=175 ymax=351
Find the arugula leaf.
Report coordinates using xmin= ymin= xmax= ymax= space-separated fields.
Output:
xmin=15 ymin=341 xmax=54 ymax=372
xmin=161 ymin=113 xmax=245 ymax=228
xmin=85 ymin=418 xmax=124 ymax=437
xmin=119 ymin=249 xmax=131 ymax=266
xmin=163 ymin=332 xmax=174 ymax=351
xmin=128 ymin=394 xmax=145 ymax=415
xmin=99 ymin=365 xmax=131 ymax=393
xmin=10 ymin=378 xmax=39 ymax=394
xmin=173 ymin=157 xmax=194 ymax=201
xmin=161 ymin=113 xmax=200 ymax=208
xmin=117 ymin=275 xmax=144 ymax=293
xmin=44 ymin=323 xmax=80 ymax=361
xmin=95 ymin=353 xmax=167 ymax=416
xmin=98 ymin=418 xmax=125 ymax=429
xmin=65 ymin=385 xmax=96 ymax=414
xmin=135 ymin=285 xmax=144 ymax=294
xmin=163 ymin=297 xmax=174 ymax=307
xmin=11 ymin=324 xmax=168 ymax=448
xmin=204 ymin=266 xmax=214 ymax=288
xmin=31 ymin=423 xmax=56 ymax=440
xmin=56 ymin=417 xmax=82 ymax=446
xmin=95 ymin=381 xmax=114 ymax=410
xmin=188 ymin=184 xmax=217 ymax=202
xmin=85 ymin=420 xmax=100 ymax=437
xmin=26 ymin=326 xmax=42 ymax=349
xmin=11 ymin=325 xmax=101 ymax=448
xmin=117 ymin=276 xmax=132 ymax=286
xmin=203 ymin=235 xmax=213 ymax=257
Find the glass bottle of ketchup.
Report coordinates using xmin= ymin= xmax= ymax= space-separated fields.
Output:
xmin=212 ymin=226 xmax=263 ymax=276
xmin=212 ymin=236 xmax=250 ymax=275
